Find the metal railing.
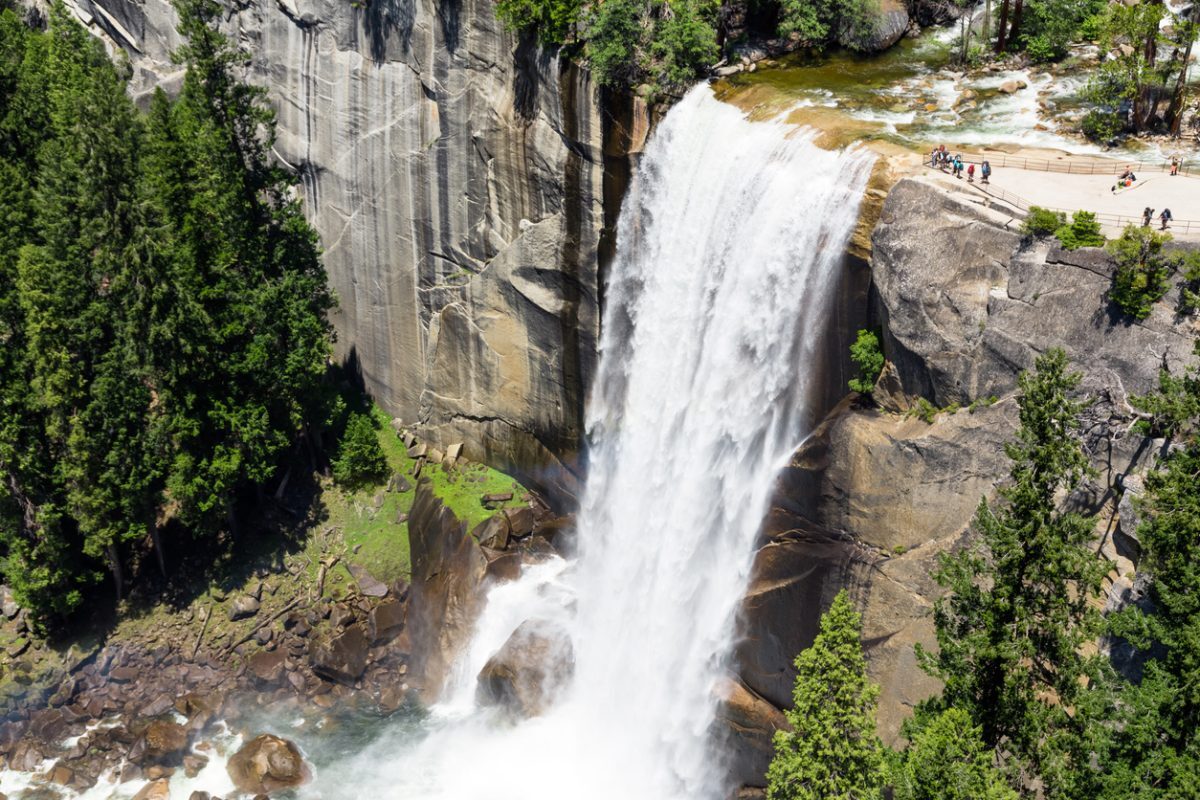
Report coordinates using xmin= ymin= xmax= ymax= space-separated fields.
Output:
xmin=928 ymin=151 xmax=1195 ymax=176
xmin=924 ymin=166 xmax=1200 ymax=236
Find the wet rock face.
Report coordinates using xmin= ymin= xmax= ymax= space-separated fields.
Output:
xmin=405 ymin=483 xmax=489 ymax=701
xmin=77 ymin=0 xmax=620 ymax=503
xmin=227 ymin=734 xmax=309 ymax=794
xmin=476 ymin=620 xmax=574 ymax=717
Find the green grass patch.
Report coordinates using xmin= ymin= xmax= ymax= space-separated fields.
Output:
xmin=320 ymin=403 xmax=527 ymax=583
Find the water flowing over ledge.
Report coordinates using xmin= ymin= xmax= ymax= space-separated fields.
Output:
xmin=306 ymin=85 xmax=874 ymax=800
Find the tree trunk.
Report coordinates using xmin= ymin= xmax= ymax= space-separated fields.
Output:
xmin=148 ymin=514 xmax=166 ymax=579
xmin=1007 ymin=0 xmax=1024 ymax=50
xmin=226 ymin=497 xmax=239 ymax=537
xmin=1166 ymin=8 xmax=1198 ymax=135
xmin=983 ymin=0 xmax=993 ymax=46
xmin=995 ymin=0 xmax=1011 ymax=52
xmin=107 ymin=544 xmax=124 ymax=603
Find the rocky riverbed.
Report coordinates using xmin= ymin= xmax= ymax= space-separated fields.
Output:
xmin=0 ymin=427 xmax=571 ymax=799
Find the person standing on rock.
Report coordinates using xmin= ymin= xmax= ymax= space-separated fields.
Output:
xmin=1171 ymin=157 xmax=1180 ymax=176
xmin=1143 ymin=207 xmax=1154 ymax=227
xmin=981 ymin=159 xmax=991 ymax=184
xmin=1160 ymin=208 xmax=1173 ymax=230
xmin=967 ymin=162 xmax=976 ymax=183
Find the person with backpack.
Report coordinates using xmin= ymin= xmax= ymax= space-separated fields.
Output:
xmin=1143 ymin=207 xmax=1154 ymax=227
xmin=981 ymin=160 xmax=991 ymax=184
xmin=967 ymin=162 xmax=976 ymax=183
xmin=1160 ymin=208 xmax=1173 ymax=230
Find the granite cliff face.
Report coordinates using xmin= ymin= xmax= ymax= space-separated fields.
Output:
xmin=62 ymin=0 xmax=647 ymax=503
xmin=729 ymin=176 xmax=1199 ymax=787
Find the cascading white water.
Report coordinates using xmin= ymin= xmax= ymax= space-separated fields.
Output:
xmin=303 ymin=85 xmax=874 ymax=800
xmin=0 ymin=84 xmax=872 ymax=800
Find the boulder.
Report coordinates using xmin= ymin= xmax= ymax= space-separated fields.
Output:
xmin=997 ymin=78 xmax=1028 ymax=93
xmin=129 ymin=719 xmax=189 ymax=765
xmin=472 ymin=514 xmax=511 ymax=550
xmin=0 ymin=586 xmax=19 ymax=619
xmin=247 ymin=650 xmax=288 ymax=685
xmin=311 ymin=625 xmax=369 ymax=685
xmin=226 ymin=734 xmax=309 ymax=794
xmin=838 ymin=0 xmax=909 ymax=51
xmin=132 ymin=780 xmax=170 ymax=800
xmin=347 ymin=564 xmax=389 ymax=597
xmin=228 ymin=597 xmax=260 ymax=621
xmin=476 ymin=620 xmax=574 ymax=718
xmin=367 ymin=599 xmax=406 ymax=643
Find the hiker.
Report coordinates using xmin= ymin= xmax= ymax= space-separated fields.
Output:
xmin=981 ymin=159 xmax=991 ymax=184
xmin=953 ymin=154 xmax=964 ymax=178
xmin=1160 ymin=208 xmax=1173 ymax=230
xmin=967 ymin=162 xmax=976 ymax=183
xmin=1143 ymin=207 xmax=1154 ymax=227
xmin=1171 ymin=157 xmax=1180 ymax=176
xmin=1120 ymin=165 xmax=1133 ymax=181
xmin=930 ymin=148 xmax=939 ymax=169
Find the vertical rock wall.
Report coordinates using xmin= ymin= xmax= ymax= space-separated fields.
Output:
xmin=62 ymin=0 xmax=639 ymax=504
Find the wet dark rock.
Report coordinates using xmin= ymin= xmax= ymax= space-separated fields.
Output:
xmin=476 ymin=620 xmax=574 ymax=718
xmin=227 ymin=734 xmax=309 ymax=794
xmin=310 ymin=626 xmax=369 ymax=685
xmin=129 ymin=719 xmax=188 ymax=765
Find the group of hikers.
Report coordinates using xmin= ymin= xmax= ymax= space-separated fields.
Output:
xmin=930 ymin=145 xmax=992 ymax=184
xmin=1143 ymin=206 xmax=1174 ymax=230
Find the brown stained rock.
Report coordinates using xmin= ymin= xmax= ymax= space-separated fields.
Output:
xmin=406 ymin=484 xmax=489 ymax=702
xmin=329 ymin=603 xmax=354 ymax=629
xmin=367 ymin=599 xmax=405 ymax=643
xmin=476 ymin=620 xmax=574 ymax=718
xmin=503 ymin=507 xmax=536 ymax=538
xmin=47 ymin=763 xmax=74 ymax=785
xmin=310 ymin=626 xmax=369 ymax=686
xmin=484 ymin=551 xmax=523 ymax=583
xmin=183 ymin=754 xmax=209 ymax=778
xmin=131 ymin=779 xmax=171 ymax=800
xmin=471 ymin=515 xmax=510 ymax=551
xmin=714 ymin=676 xmax=789 ymax=789
xmin=109 ymin=666 xmax=139 ymax=683
xmin=227 ymin=734 xmax=309 ymax=794
xmin=247 ymin=650 xmax=288 ymax=685
xmin=129 ymin=719 xmax=188 ymax=765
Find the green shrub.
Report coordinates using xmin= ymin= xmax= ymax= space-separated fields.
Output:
xmin=1023 ymin=206 xmax=1066 ymax=237
xmin=1176 ymin=252 xmax=1200 ymax=315
xmin=333 ymin=412 xmax=388 ymax=488
xmin=968 ymin=395 xmax=1000 ymax=413
xmin=1108 ymin=225 xmax=1175 ymax=320
xmin=909 ymin=397 xmax=939 ymax=424
xmin=848 ymin=328 xmax=885 ymax=396
xmin=1055 ymin=210 xmax=1106 ymax=250
xmin=647 ymin=0 xmax=719 ymax=91
xmin=584 ymin=0 xmax=640 ymax=88
xmin=495 ymin=0 xmax=581 ymax=44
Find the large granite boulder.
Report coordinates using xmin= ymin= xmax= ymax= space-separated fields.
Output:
xmin=839 ymin=0 xmax=909 ymax=51
xmin=406 ymin=482 xmax=489 ymax=701
xmin=476 ymin=620 xmax=574 ymax=717
xmin=227 ymin=734 xmax=309 ymax=794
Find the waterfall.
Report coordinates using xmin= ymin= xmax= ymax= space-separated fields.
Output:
xmin=301 ymin=85 xmax=874 ymax=800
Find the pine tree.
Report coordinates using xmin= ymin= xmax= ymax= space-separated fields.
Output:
xmin=891 ymin=709 xmax=1017 ymax=800
xmin=766 ymin=590 xmax=885 ymax=800
xmin=332 ymin=412 xmax=388 ymax=488
xmin=916 ymin=349 xmax=1106 ymax=778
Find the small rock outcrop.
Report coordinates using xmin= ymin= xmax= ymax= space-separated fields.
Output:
xmin=227 ymin=734 xmax=309 ymax=794
xmin=839 ymin=0 xmax=909 ymax=51
xmin=476 ymin=620 xmax=575 ymax=717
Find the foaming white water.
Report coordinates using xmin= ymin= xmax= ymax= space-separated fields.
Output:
xmin=306 ymin=85 xmax=873 ymax=800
